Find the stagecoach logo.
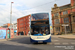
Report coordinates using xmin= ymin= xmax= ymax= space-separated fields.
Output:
xmin=37 ymin=37 xmax=43 ymax=39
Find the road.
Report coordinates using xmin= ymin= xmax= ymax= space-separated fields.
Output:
xmin=0 ymin=36 xmax=75 ymax=50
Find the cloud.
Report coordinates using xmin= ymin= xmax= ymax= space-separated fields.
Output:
xmin=0 ymin=0 xmax=70 ymax=26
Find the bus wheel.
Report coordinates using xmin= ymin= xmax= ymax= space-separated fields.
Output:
xmin=33 ymin=42 xmax=38 ymax=44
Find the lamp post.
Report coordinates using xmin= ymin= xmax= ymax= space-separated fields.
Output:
xmin=10 ymin=2 xmax=14 ymax=38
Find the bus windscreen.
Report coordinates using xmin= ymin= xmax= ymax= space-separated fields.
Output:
xmin=31 ymin=13 xmax=50 ymax=36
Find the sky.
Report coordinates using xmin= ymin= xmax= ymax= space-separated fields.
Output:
xmin=0 ymin=0 xmax=70 ymax=26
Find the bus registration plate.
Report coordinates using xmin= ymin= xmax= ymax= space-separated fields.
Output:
xmin=38 ymin=41 xmax=43 ymax=43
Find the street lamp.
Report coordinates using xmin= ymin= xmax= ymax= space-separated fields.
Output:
xmin=10 ymin=2 xmax=14 ymax=38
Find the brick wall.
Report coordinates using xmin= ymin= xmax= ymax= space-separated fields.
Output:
xmin=17 ymin=15 xmax=31 ymax=35
xmin=71 ymin=0 xmax=74 ymax=6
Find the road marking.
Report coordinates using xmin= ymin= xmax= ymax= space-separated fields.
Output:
xmin=52 ymin=40 xmax=59 ymax=42
xmin=54 ymin=43 xmax=60 ymax=45
xmin=71 ymin=43 xmax=75 ymax=45
xmin=62 ymin=43 xmax=69 ymax=45
xmin=47 ymin=43 xmax=53 ymax=45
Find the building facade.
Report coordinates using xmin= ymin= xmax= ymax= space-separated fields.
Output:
xmin=10 ymin=23 xmax=17 ymax=35
xmin=17 ymin=15 xmax=31 ymax=35
xmin=11 ymin=23 xmax=17 ymax=30
xmin=51 ymin=0 xmax=75 ymax=35
xmin=2 ymin=23 xmax=10 ymax=28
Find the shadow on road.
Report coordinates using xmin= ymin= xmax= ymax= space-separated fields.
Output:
xmin=9 ymin=37 xmax=31 ymax=44
xmin=9 ymin=37 xmax=48 ymax=45
xmin=0 ymin=43 xmax=41 ymax=50
xmin=32 ymin=42 xmax=47 ymax=45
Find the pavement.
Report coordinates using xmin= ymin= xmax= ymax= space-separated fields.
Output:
xmin=52 ymin=35 xmax=75 ymax=40
xmin=0 ymin=39 xmax=7 ymax=42
xmin=0 ymin=35 xmax=30 ymax=42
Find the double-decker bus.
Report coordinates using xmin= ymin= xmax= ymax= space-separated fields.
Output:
xmin=30 ymin=13 xmax=51 ymax=43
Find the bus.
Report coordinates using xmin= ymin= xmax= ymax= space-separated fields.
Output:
xmin=30 ymin=13 xmax=51 ymax=43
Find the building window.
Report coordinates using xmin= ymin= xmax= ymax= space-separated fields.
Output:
xmin=22 ymin=27 xmax=23 ymax=30
xmin=64 ymin=18 xmax=69 ymax=23
xmin=54 ymin=13 xmax=59 ymax=17
xmin=20 ymin=19 xmax=23 ymax=21
xmin=73 ymin=16 xmax=75 ymax=22
xmin=55 ymin=27 xmax=60 ymax=31
xmin=20 ymin=23 xmax=23 ymax=25
xmin=25 ymin=26 xmax=26 ymax=29
xmin=66 ymin=26 xmax=70 ymax=31
xmin=25 ymin=18 xmax=26 ymax=20
xmin=74 ymin=0 xmax=75 ymax=6
xmin=27 ymin=18 xmax=28 ymax=20
xmin=20 ymin=27 xmax=23 ymax=30
xmin=25 ymin=31 xmax=26 ymax=35
xmin=63 ymin=11 xmax=68 ymax=15
xmin=25 ymin=23 xmax=26 ymax=24
xmin=54 ymin=19 xmax=59 ymax=24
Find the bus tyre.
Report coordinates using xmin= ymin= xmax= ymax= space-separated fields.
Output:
xmin=43 ymin=42 xmax=47 ymax=44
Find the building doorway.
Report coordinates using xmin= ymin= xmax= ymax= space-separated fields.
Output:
xmin=18 ymin=32 xmax=24 ymax=35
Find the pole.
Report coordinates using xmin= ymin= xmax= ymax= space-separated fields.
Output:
xmin=10 ymin=2 xmax=13 ymax=38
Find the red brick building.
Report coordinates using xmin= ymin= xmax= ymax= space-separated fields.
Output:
xmin=17 ymin=15 xmax=31 ymax=35
xmin=51 ymin=0 xmax=75 ymax=35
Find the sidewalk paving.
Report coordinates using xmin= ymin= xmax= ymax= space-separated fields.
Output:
xmin=0 ymin=39 xmax=7 ymax=42
xmin=52 ymin=35 xmax=75 ymax=39
xmin=0 ymin=35 xmax=29 ymax=42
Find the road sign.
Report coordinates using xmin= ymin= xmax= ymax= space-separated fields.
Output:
xmin=62 ymin=24 xmax=69 ymax=26
xmin=62 ymin=24 xmax=69 ymax=35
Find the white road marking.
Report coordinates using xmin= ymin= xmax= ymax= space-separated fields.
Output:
xmin=47 ymin=43 xmax=53 ymax=45
xmin=71 ymin=43 xmax=75 ymax=44
xmin=54 ymin=43 xmax=60 ymax=45
xmin=52 ymin=40 xmax=59 ymax=41
xmin=62 ymin=43 xmax=69 ymax=45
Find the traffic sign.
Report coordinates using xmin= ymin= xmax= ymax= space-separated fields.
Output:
xmin=62 ymin=24 xmax=69 ymax=26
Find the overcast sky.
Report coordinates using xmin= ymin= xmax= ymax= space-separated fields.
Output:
xmin=0 ymin=0 xmax=70 ymax=26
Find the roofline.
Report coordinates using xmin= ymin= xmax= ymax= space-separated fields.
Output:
xmin=17 ymin=13 xmax=49 ymax=20
xmin=52 ymin=3 xmax=71 ymax=9
xmin=17 ymin=14 xmax=31 ymax=20
xmin=59 ymin=3 xmax=71 ymax=8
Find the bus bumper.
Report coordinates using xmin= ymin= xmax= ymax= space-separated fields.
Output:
xmin=30 ymin=36 xmax=51 ymax=43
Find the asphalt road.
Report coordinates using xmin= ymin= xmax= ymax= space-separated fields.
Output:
xmin=0 ymin=36 xmax=75 ymax=50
